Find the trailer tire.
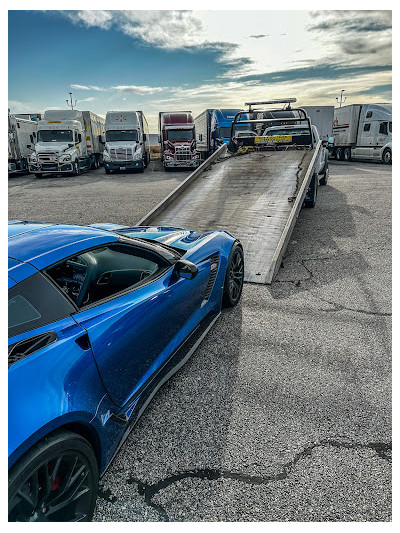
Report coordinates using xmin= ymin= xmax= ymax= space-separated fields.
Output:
xmin=344 ymin=147 xmax=352 ymax=161
xmin=304 ymin=174 xmax=318 ymax=208
xmin=335 ymin=147 xmax=344 ymax=161
xmin=382 ymin=148 xmax=392 ymax=165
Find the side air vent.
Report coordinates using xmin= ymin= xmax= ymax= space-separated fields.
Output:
xmin=8 ymin=331 xmax=57 ymax=368
xmin=203 ymin=254 xmax=220 ymax=301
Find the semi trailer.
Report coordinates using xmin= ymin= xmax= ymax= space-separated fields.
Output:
xmin=8 ymin=114 xmax=38 ymax=174
xmin=29 ymin=110 xmax=105 ymax=177
xmin=103 ymin=111 xmax=150 ymax=173
xmin=137 ymin=100 xmax=325 ymax=284
xmin=330 ymin=103 xmax=392 ymax=164
xmin=159 ymin=111 xmax=200 ymax=170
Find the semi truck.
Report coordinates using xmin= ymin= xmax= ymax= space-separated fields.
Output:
xmin=103 ymin=111 xmax=150 ymax=173
xmin=330 ymin=103 xmax=392 ymax=164
xmin=194 ymin=108 xmax=250 ymax=159
xmin=8 ymin=114 xmax=38 ymax=174
xmin=28 ymin=110 xmax=105 ymax=177
xmin=158 ymin=111 xmax=200 ymax=170
xmin=136 ymin=99 xmax=325 ymax=284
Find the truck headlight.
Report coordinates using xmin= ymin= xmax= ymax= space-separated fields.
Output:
xmin=30 ymin=153 xmax=37 ymax=162
xmin=133 ymin=150 xmax=142 ymax=160
xmin=103 ymin=150 xmax=110 ymax=161
xmin=60 ymin=154 xmax=71 ymax=162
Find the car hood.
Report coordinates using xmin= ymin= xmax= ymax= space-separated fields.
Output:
xmin=89 ymin=223 xmax=213 ymax=251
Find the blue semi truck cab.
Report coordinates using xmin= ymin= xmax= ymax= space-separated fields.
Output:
xmin=211 ymin=109 xmax=251 ymax=146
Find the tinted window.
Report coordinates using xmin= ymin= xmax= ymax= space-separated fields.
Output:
xmin=8 ymin=273 xmax=76 ymax=338
xmin=379 ymin=122 xmax=388 ymax=135
xmin=46 ymin=243 xmax=167 ymax=309
xmin=363 ymin=123 xmax=371 ymax=132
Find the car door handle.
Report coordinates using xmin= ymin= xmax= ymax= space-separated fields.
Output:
xmin=75 ymin=332 xmax=92 ymax=351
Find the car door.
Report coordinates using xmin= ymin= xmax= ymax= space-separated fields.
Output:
xmin=47 ymin=241 xmax=210 ymax=408
xmin=8 ymin=272 xmax=104 ymax=457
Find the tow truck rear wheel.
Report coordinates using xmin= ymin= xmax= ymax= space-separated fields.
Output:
xmin=223 ymin=243 xmax=244 ymax=307
xmin=304 ymin=174 xmax=318 ymax=208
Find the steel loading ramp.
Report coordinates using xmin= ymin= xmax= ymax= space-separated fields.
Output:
xmin=137 ymin=144 xmax=320 ymax=284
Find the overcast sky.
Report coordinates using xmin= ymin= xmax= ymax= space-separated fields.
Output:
xmin=8 ymin=10 xmax=392 ymax=131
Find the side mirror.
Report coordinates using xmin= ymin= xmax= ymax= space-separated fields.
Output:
xmin=68 ymin=143 xmax=74 ymax=148
xmin=143 ymin=133 xmax=147 ymax=141
xmin=174 ymin=259 xmax=198 ymax=280
xmin=77 ymin=134 xmax=82 ymax=143
xmin=158 ymin=136 xmax=161 ymax=143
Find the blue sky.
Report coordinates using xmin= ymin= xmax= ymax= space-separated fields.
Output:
xmin=8 ymin=10 xmax=392 ymax=131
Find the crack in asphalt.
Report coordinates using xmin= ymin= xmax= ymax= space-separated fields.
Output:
xmin=276 ymin=257 xmax=391 ymax=317
xmin=121 ymin=437 xmax=391 ymax=521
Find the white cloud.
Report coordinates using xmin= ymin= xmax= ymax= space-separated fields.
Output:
xmin=70 ymin=84 xmax=105 ymax=91
xmin=77 ymin=96 xmax=96 ymax=103
xmin=112 ymin=85 xmax=165 ymax=95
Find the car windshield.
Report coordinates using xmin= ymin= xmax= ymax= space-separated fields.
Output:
xmin=37 ymin=130 xmax=73 ymax=143
xmin=106 ymin=130 xmax=139 ymax=142
xmin=166 ymin=130 xmax=194 ymax=141
xmin=263 ymin=128 xmax=310 ymax=137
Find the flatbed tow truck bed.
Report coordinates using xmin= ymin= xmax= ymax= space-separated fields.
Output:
xmin=137 ymin=143 xmax=322 ymax=284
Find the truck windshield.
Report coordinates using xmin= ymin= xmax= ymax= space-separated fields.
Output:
xmin=37 ymin=130 xmax=73 ymax=143
xmin=166 ymin=130 xmax=194 ymax=141
xmin=106 ymin=130 xmax=139 ymax=142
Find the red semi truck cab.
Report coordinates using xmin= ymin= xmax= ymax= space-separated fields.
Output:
xmin=159 ymin=112 xmax=200 ymax=170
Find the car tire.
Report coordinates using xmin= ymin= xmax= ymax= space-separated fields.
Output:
xmin=344 ymin=147 xmax=352 ymax=161
xmin=222 ymin=243 xmax=244 ymax=307
xmin=382 ymin=148 xmax=392 ymax=165
xmin=335 ymin=147 xmax=344 ymax=161
xmin=34 ymin=173 xmax=43 ymax=179
xmin=8 ymin=429 xmax=99 ymax=522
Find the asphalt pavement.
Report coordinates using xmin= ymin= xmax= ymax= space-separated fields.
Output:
xmin=8 ymin=159 xmax=392 ymax=521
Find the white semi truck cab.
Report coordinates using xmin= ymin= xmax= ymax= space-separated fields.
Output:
xmin=103 ymin=111 xmax=150 ymax=173
xmin=29 ymin=110 xmax=105 ymax=177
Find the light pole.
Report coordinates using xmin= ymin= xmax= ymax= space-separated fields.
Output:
xmin=336 ymin=89 xmax=346 ymax=108
xmin=66 ymin=92 xmax=77 ymax=110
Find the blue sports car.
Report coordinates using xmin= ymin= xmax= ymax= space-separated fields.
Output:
xmin=8 ymin=221 xmax=244 ymax=521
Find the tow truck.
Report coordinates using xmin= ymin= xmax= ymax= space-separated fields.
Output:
xmin=137 ymin=99 xmax=327 ymax=284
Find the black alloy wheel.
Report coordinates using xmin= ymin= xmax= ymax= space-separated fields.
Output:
xmin=8 ymin=430 xmax=98 ymax=522
xmin=223 ymin=244 xmax=244 ymax=307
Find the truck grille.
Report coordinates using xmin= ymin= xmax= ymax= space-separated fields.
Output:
xmin=38 ymin=152 xmax=57 ymax=163
xmin=110 ymin=147 xmax=133 ymax=162
xmin=175 ymin=146 xmax=192 ymax=161
xmin=203 ymin=254 xmax=220 ymax=301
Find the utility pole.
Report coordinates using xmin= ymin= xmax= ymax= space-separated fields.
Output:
xmin=66 ymin=92 xmax=77 ymax=110
xmin=336 ymin=89 xmax=346 ymax=108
